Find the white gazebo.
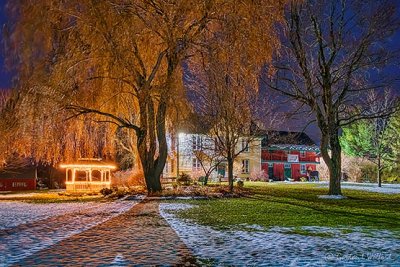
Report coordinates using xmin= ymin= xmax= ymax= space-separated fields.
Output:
xmin=60 ymin=158 xmax=116 ymax=192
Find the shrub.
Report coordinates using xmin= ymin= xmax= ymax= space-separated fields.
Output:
xmin=177 ymin=173 xmax=192 ymax=186
xmin=100 ymin=187 xmax=113 ymax=196
xmin=300 ymin=177 xmax=308 ymax=182
xmin=237 ymin=180 xmax=244 ymax=188
xmin=113 ymin=169 xmax=145 ymax=188
xmin=249 ymin=169 xmax=269 ymax=182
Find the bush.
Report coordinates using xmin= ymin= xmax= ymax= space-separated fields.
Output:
xmin=110 ymin=187 xmax=127 ymax=199
xmin=177 ymin=173 xmax=192 ymax=186
xmin=300 ymin=177 xmax=308 ymax=182
xmin=100 ymin=187 xmax=113 ymax=196
xmin=237 ymin=180 xmax=244 ymax=188
xmin=113 ymin=169 xmax=145 ymax=188
xmin=249 ymin=169 xmax=269 ymax=182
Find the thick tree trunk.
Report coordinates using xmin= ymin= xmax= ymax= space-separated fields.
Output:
xmin=319 ymin=129 xmax=342 ymax=196
xmin=227 ymin=157 xmax=234 ymax=192
xmin=143 ymin=169 xmax=162 ymax=193
xmin=328 ymin=132 xmax=342 ymax=195
xmin=136 ymin=96 xmax=167 ymax=194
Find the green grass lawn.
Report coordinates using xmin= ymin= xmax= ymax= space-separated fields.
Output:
xmin=174 ymin=182 xmax=400 ymax=234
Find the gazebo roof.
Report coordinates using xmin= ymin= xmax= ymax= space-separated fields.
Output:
xmin=60 ymin=158 xmax=116 ymax=169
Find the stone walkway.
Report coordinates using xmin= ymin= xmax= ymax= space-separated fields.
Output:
xmin=11 ymin=200 xmax=196 ymax=266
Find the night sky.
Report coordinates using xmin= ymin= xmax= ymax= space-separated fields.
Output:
xmin=0 ymin=0 xmax=10 ymax=89
xmin=1 ymin=1 xmax=400 ymax=89
xmin=0 ymin=0 xmax=399 ymax=142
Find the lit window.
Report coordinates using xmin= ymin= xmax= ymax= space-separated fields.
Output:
xmin=192 ymin=135 xmax=203 ymax=150
xmin=242 ymin=159 xmax=250 ymax=174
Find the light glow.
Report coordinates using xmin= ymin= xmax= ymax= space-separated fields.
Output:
xmin=59 ymin=164 xmax=116 ymax=169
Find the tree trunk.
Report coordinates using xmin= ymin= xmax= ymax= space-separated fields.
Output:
xmin=319 ymin=129 xmax=342 ymax=196
xmin=143 ymin=169 xmax=162 ymax=193
xmin=227 ymin=157 xmax=234 ymax=192
xmin=203 ymin=173 xmax=209 ymax=186
xmin=328 ymin=132 xmax=342 ymax=195
xmin=136 ymin=96 xmax=166 ymax=194
xmin=377 ymin=156 xmax=382 ymax=187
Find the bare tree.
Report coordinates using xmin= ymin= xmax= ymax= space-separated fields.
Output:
xmin=189 ymin=48 xmax=263 ymax=191
xmin=191 ymin=135 xmax=224 ymax=185
xmin=266 ymin=0 xmax=400 ymax=195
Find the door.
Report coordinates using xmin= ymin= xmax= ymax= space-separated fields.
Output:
xmin=268 ymin=163 xmax=273 ymax=180
xmin=284 ymin=163 xmax=292 ymax=179
xmin=217 ymin=164 xmax=226 ymax=179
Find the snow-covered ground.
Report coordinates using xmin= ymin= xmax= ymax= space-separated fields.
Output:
xmin=0 ymin=201 xmax=106 ymax=230
xmin=0 ymin=200 xmax=137 ymax=266
xmin=319 ymin=182 xmax=400 ymax=194
xmin=160 ymin=203 xmax=400 ymax=266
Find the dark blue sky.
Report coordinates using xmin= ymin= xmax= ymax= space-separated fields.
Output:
xmin=1 ymin=0 xmax=400 ymax=90
xmin=0 ymin=0 xmax=10 ymax=89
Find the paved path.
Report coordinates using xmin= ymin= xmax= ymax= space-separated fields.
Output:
xmin=12 ymin=200 xmax=196 ymax=266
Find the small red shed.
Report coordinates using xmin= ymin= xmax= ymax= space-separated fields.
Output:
xmin=0 ymin=167 xmax=37 ymax=191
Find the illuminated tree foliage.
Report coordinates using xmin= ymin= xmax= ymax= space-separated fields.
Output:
xmin=5 ymin=0 xmax=288 ymax=192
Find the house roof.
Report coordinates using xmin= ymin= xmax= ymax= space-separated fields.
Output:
xmin=266 ymin=131 xmax=316 ymax=146
xmin=260 ymin=131 xmax=320 ymax=152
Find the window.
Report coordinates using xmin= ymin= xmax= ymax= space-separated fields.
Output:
xmin=192 ymin=135 xmax=203 ymax=150
xmin=242 ymin=159 xmax=250 ymax=174
xmin=241 ymin=139 xmax=249 ymax=152
xmin=300 ymin=151 xmax=306 ymax=158
xmin=284 ymin=163 xmax=291 ymax=169
xmin=300 ymin=164 xmax=306 ymax=174
xmin=192 ymin=158 xmax=201 ymax=169
xmin=268 ymin=162 xmax=273 ymax=168
xmin=165 ymin=162 xmax=169 ymax=173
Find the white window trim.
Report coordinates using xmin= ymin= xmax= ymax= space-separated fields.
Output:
xmin=242 ymin=159 xmax=250 ymax=174
xmin=300 ymin=164 xmax=306 ymax=174
xmin=242 ymin=139 xmax=250 ymax=152
xmin=192 ymin=158 xmax=201 ymax=169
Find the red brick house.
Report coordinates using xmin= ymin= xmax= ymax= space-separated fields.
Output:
xmin=261 ymin=131 xmax=320 ymax=181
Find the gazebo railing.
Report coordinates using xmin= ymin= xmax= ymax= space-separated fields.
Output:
xmin=66 ymin=181 xmax=111 ymax=192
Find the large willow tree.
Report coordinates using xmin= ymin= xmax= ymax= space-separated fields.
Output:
xmin=5 ymin=0 xmax=288 ymax=192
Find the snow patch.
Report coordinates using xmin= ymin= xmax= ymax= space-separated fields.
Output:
xmin=318 ymin=195 xmax=347 ymax=199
